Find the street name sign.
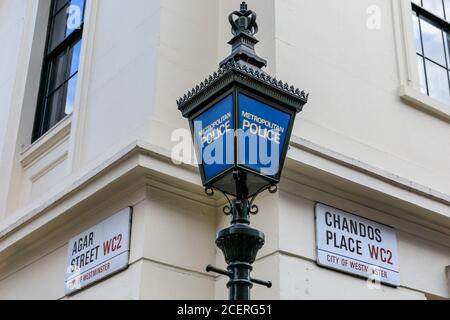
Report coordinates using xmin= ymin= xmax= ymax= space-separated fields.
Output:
xmin=315 ymin=203 xmax=400 ymax=286
xmin=65 ymin=207 xmax=132 ymax=295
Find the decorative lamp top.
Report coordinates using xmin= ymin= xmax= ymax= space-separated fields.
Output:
xmin=177 ymin=2 xmax=309 ymax=117
xmin=230 ymin=1 xmax=258 ymax=37
xmin=221 ymin=2 xmax=266 ymax=69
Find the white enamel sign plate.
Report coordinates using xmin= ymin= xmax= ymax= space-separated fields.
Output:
xmin=315 ymin=203 xmax=400 ymax=287
xmin=65 ymin=208 xmax=132 ymax=294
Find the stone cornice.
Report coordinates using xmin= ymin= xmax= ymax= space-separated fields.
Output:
xmin=0 ymin=138 xmax=449 ymax=258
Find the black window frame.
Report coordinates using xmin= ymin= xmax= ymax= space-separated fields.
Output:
xmin=32 ymin=0 xmax=86 ymax=142
xmin=412 ymin=1 xmax=450 ymax=103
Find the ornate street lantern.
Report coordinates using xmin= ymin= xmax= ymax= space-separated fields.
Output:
xmin=177 ymin=2 xmax=308 ymax=300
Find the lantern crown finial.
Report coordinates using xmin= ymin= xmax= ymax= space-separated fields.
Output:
xmin=220 ymin=2 xmax=267 ymax=69
xmin=230 ymin=2 xmax=257 ymax=36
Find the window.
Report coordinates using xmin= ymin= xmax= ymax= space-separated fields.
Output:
xmin=412 ymin=0 xmax=450 ymax=105
xmin=32 ymin=0 xmax=86 ymax=142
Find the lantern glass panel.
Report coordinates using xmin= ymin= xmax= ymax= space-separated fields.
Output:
xmin=237 ymin=93 xmax=291 ymax=178
xmin=192 ymin=94 xmax=235 ymax=183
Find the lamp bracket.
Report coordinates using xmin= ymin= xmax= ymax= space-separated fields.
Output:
xmin=205 ymin=183 xmax=278 ymax=217
xmin=205 ymin=187 xmax=233 ymax=215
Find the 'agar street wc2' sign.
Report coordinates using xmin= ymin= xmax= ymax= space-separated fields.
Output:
xmin=65 ymin=208 xmax=132 ymax=295
xmin=315 ymin=203 xmax=400 ymax=287
xmin=193 ymin=92 xmax=291 ymax=184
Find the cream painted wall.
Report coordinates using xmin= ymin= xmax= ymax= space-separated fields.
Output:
xmin=275 ymin=0 xmax=450 ymax=195
xmin=0 ymin=176 xmax=447 ymax=300
xmin=1 ymin=0 xmax=445 ymax=216
xmin=0 ymin=0 xmax=27 ymax=155
xmin=0 ymin=0 xmax=449 ymax=300
xmin=77 ymin=0 xmax=161 ymax=166
xmin=213 ymin=183 xmax=449 ymax=299
xmin=0 ymin=184 xmax=218 ymax=300
xmin=276 ymin=187 xmax=450 ymax=298
xmin=0 ymin=0 xmax=28 ymax=217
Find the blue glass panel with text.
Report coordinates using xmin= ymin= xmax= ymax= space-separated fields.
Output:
xmin=193 ymin=95 xmax=235 ymax=182
xmin=238 ymin=94 xmax=291 ymax=177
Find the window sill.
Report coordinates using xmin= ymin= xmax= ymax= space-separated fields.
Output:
xmin=400 ymin=85 xmax=450 ymax=122
xmin=20 ymin=115 xmax=72 ymax=168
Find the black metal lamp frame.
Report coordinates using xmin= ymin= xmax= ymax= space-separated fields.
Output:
xmin=205 ymin=172 xmax=276 ymax=300
xmin=176 ymin=2 xmax=308 ymax=301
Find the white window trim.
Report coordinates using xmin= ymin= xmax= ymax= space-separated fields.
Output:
xmin=20 ymin=114 xmax=72 ymax=168
xmin=66 ymin=0 xmax=99 ymax=172
xmin=0 ymin=0 xmax=98 ymax=217
xmin=19 ymin=0 xmax=98 ymax=171
xmin=394 ymin=0 xmax=450 ymax=121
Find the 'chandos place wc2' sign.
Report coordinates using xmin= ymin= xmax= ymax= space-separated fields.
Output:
xmin=65 ymin=208 xmax=132 ymax=295
xmin=315 ymin=203 xmax=400 ymax=287
xmin=193 ymin=93 xmax=290 ymax=182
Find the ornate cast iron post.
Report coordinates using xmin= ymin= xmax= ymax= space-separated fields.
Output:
xmin=177 ymin=2 xmax=308 ymax=300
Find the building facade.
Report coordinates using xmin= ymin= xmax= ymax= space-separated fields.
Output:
xmin=0 ymin=0 xmax=449 ymax=300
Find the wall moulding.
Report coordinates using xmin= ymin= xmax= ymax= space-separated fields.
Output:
xmin=1 ymin=137 xmax=449 ymax=264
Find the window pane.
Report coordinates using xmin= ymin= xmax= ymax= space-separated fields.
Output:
xmin=49 ymin=8 xmax=69 ymax=52
xmin=65 ymin=74 xmax=78 ymax=115
xmin=70 ymin=0 xmax=86 ymax=17
xmin=425 ymin=60 xmax=450 ymax=103
xmin=46 ymin=39 xmax=81 ymax=96
xmin=69 ymin=40 xmax=82 ymax=76
xmin=48 ymin=0 xmax=85 ymax=52
xmin=422 ymin=0 xmax=445 ymax=18
xmin=66 ymin=0 xmax=85 ymax=36
xmin=46 ymin=49 xmax=69 ymax=95
xmin=413 ymin=14 xmax=423 ymax=54
xmin=33 ymin=0 xmax=86 ymax=142
xmin=445 ymin=31 xmax=450 ymax=67
xmin=417 ymin=55 xmax=428 ymax=94
xmin=54 ymin=0 xmax=70 ymax=13
xmin=44 ymin=85 xmax=66 ymax=131
xmin=420 ymin=16 xmax=446 ymax=65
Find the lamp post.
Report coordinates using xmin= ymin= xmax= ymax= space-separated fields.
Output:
xmin=177 ymin=2 xmax=308 ymax=301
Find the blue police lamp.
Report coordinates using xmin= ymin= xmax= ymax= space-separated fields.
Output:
xmin=177 ymin=2 xmax=308 ymax=300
